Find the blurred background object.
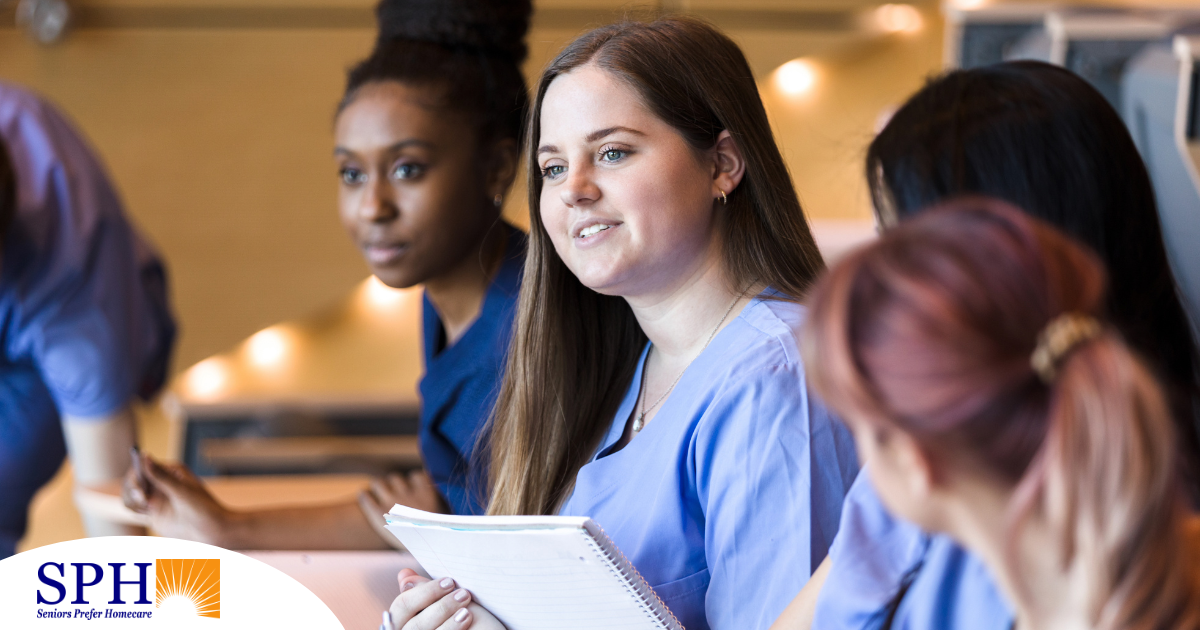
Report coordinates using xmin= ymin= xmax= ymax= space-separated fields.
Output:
xmin=945 ymin=1 xmax=1200 ymax=332
xmin=14 ymin=0 xmax=71 ymax=43
xmin=16 ymin=0 xmax=1197 ymax=551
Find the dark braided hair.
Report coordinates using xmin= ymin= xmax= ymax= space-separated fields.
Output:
xmin=340 ymin=0 xmax=532 ymax=153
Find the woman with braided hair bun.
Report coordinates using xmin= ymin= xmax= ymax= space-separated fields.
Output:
xmin=124 ymin=0 xmax=532 ymax=550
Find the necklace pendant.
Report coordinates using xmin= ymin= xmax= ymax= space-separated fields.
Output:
xmin=632 ymin=414 xmax=644 ymax=433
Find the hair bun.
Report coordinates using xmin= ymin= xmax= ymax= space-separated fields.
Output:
xmin=376 ymin=0 xmax=532 ymax=63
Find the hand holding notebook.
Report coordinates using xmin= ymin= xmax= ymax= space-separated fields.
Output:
xmin=382 ymin=505 xmax=684 ymax=630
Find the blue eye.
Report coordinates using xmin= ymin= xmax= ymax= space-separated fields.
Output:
xmin=541 ymin=164 xmax=566 ymax=180
xmin=392 ymin=163 xmax=425 ymax=180
xmin=600 ymin=147 xmax=628 ymax=162
xmin=340 ymin=167 xmax=366 ymax=185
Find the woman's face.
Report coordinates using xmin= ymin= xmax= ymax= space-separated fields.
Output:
xmin=849 ymin=414 xmax=948 ymax=533
xmin=536 ymin=64 xmax=723 ymax=298
xmin=335 ymin=81 xmax=494 ymax=289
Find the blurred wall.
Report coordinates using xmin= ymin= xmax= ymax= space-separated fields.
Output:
xmin=0 ymin=0 xmax=945 ymax=377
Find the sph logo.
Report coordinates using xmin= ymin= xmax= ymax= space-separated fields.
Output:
xmin=36 ymin=558 xmax=220 ymax=620
xmin=38 ymin=562 xmax=153 ymax=606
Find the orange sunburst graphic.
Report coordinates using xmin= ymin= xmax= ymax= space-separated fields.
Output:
xmin=155 ymin=559 xmax=220 ymax=618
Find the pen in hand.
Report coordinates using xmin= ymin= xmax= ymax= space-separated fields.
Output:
xmin=129 ymin=446 xmax=151 ymax=505
xmin=380 ymin=610 xmax=393 ymax=630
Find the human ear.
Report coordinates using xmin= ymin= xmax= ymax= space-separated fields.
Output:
xmin=710 ymin=130 xmax=745 ymax=202
xmin=484 ymin=137 xmax=519 ymax=207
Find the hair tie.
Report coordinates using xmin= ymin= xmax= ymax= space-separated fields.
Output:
xmin=1031 ymin=313 xmax=1102 ymax=384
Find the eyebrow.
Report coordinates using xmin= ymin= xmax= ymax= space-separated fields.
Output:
xmin=334 ymin=138 xmax=433 ymax=157
xmin=536 ymin=126 xmax=646 ymax=156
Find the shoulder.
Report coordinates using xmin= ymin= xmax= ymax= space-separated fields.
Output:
xmin=492 ymin=222 xmax=527 ymax=299
xmin=710 ymin=293 xmax=809 ymax=385
xmin=687 ymin=295 xmax=823 ymax=438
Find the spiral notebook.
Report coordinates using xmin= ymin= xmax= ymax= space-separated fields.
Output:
xmin=383 ymin=505 xmax=684 ymax=630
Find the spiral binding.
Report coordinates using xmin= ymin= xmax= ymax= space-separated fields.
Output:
xmin=582 ymin=520 xmax=686 ymax=630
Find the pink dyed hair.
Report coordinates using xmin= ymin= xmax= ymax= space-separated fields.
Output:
xmin=803 ymin=198 xmax=1200 ymax=629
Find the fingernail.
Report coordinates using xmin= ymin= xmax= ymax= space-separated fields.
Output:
xmin=401 ymin=582 xmax=415 ymax=592
xmin=439 ymin=577 xmax=454 ymax=589
xmin=454 ymin=609 xmax=469 ymax=623
xmin=453 ymin=589 xmax=469 ymax=602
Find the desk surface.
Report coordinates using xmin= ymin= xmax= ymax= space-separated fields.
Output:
xmin=246 ymin=550 xmax=421 ymax=630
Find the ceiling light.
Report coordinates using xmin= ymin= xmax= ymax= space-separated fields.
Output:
xmin=184 ymin=358 xmax=230 ymax=401
xmin=246 ymin=327 xmax=290 ymax=369
xmin=774 ymin=59 xmax=817 ymax=97
xmin=361 ymin=275 xmax=408 ymax=311
xmin=875 ymin=4 xmax=923 ymax=34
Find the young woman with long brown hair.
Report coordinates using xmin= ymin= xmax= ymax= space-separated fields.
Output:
xmin=383 ymin=16 xmax=858 ymax=630
xmin=802 ymin=198 xmax=1200 ymax=630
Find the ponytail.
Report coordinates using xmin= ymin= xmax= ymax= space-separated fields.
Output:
xmin=1025 ymin=337 xmax=1200 ymax=629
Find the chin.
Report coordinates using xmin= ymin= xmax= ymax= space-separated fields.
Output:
xmin=371 ymin=265 xmax=422 ymax=290
xmin=566 ymin=261 xmax=629 ymax=296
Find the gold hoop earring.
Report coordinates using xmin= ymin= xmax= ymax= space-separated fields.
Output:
xmin=719 ymin=190 xmax=728 ymax=205
xmin=493 ymin=194 xmax=503 ymax=208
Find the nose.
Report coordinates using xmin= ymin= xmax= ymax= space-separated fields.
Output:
xmin=559 ymin=164 xmax=600 ymax=208
xmin=359 ymin=172 xmax=399 ymax=223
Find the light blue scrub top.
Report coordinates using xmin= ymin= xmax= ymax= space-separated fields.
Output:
xmin=813 ymin=471 xmax=1013 ymax=630
xmin=0 ymin=83 xmax=175 ymax=558
xmin=560 ymin=290 xmax=860 ymax=630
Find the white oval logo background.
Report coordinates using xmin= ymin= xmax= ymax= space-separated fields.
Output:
xmin=0 ymin=537 xmax=344 ymax=629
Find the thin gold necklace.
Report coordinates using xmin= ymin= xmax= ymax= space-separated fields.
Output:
xmin=632 ymin=290 xmax=746 ymax=434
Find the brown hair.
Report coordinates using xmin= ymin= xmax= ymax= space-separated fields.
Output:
xmin=485 ymin=16 xmax=825 ymax=516
xmin=803 ymin=198 xmax=1200 ymax=629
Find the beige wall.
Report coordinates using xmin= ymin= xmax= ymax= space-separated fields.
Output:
xmin=0 ymin=0 xmax=944 ymax=378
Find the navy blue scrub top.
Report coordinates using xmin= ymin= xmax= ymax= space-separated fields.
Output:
xmin=0 ymin=83 xmax=175 ymax=558
xmin=417 ymin=223 xmax=524 ymax=515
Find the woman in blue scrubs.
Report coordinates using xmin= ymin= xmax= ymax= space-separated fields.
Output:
xmin=383 ymin=17 xmax=858 ymax=630
xmin=126 ymin=0 xmax=532 ymax=547
xmin=0 ymin=82 xmax=175 ymax=558
xmin=803 ymin=199 xmax=1200 ymax=630
xmin=772 ymin=62 xmax=1200 ymax=629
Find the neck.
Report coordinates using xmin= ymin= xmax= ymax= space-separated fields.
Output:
xmin=424 ymin=223 xmax=507 ymax=346
xmin=944 ymin=476 xmax=1094 ymax=630
xmin=623 ymin=240 xmax=756 ymax=362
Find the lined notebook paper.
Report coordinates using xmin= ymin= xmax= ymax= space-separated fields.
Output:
xmin=384 ymin=505 xmax=684 ymax=630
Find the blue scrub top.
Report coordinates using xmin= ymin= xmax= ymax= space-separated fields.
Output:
xmin=813 ymin=471 xmax=1013 ymax=630
xmin=0 ymin=83 xmax=175 ymax=558
xmin=418 ymin=224 xmax=524 ymax=516
xmin=560 ymin=290 xmax=859 ymax=630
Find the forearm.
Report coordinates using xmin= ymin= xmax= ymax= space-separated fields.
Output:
xmin=769 ymin=555 xmax=829 ymax=630
xmin=62 ymin=407 xmax=146 ymax=537
xmin=217 ymin=500 xmax=392 ymax=551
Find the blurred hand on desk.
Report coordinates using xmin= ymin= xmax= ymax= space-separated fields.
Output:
xmin=122 ymin=456 xmax=235 ymax=546
xmin=121 ymin=455 xmax=448 ymax=550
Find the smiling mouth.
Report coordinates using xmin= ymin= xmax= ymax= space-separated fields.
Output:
xmin=577 ymin=224 xmax=615 ymax=239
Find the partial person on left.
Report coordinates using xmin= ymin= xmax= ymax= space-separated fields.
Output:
xmin=0 ymin=82 xmax=176 ymax=558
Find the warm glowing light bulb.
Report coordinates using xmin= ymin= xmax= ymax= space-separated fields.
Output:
xmin=774 ymin=59 xmax=817 ymax=97
xmin=185 ymin=358 xmax=230 ymax=401
xmin=875 ymin=4 xmax=922 ymax=34
xmin=951 ymin=0 xmax=987 ymax=9
xmin=246 ymin=327 xmax=290 ymax=369
xmin=363 ymin=275 xmax=407 ymax=311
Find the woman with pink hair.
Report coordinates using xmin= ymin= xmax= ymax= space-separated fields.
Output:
xmin=801 ymin=198 xmax=1200 ymax=629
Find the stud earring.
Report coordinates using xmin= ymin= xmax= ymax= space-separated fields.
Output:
xmin=719 ymin=190 xmax=728 ymax=205
xmin=493 ymin=194 xmax=504 ymax=208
